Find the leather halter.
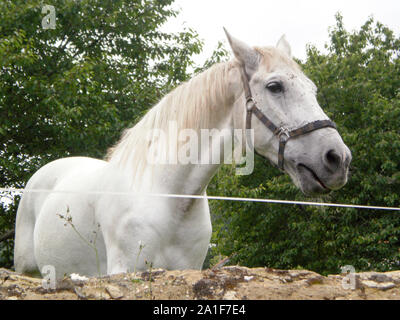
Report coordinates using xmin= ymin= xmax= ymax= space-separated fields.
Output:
xmin=239 ymin=66 xmax=337 ymax=171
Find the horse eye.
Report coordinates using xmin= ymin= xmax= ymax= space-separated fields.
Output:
xmin=266 ymin=81 xmax=283 ymax=94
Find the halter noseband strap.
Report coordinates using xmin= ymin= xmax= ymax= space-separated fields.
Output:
xmin=239 ymin=66 xmax=337 ymax=171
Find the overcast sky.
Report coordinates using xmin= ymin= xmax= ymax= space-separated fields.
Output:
xmin=163 ymin=0 xmax=400 ymax=64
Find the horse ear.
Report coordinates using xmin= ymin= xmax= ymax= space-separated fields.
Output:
xmin=276 ymin=34 xmax=292 ymax=58
xmin=223 ymin=27 xmax=260 ymax=78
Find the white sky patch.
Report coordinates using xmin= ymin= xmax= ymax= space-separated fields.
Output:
xmin=162 ymin=0 xmax=400 ymax=64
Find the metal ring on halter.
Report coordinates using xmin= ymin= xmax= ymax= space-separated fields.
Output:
xmin=245 ymin=97 xmax=255 ymax=111
xmin=275 ymin=127 xmax=290 ymax=142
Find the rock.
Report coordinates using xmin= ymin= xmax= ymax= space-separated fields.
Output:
xmin=288 ymin=270 xmax=311 ymax=278
xmin=74 ymin=287 xmax=87 ymax=300
xmin=244 ymin=276 xmax=254 ymax=282
xmin=359 ymin=272 xmax=393 ymax=283
xmin=105 ymin=285 xmax=124 ymax=299
xmin=368 ymin=273 xmax=393 ymax=283
xmin=386 ymin=271 xmax=400 ymax=284
xmin=361 ymin=280 xmax=396 ymax=291
xmin=305 ymin=275 xmax=324 ymax=285
xmin=223 ymin=290 xmax=238 ymax=300
xmin=6 ymin=284 xmax=24 ymax=297
xmin=279 ymin=276 xmax=293 ymax=283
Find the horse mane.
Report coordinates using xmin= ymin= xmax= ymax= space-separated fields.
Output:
xmin=106 ymin=60 xmax=236 ymax=174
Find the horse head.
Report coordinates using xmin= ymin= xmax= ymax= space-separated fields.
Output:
xmin=225 ymin=29 xmax=352 ymax=195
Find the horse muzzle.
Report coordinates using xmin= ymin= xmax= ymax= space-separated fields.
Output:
xmin=289 ymin=133 xmax=352 ymax=196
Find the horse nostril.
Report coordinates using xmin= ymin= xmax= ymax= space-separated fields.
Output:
xmin=324 ymin=149 xmax=341 ymax=172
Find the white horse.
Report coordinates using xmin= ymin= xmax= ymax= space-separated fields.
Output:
xmin=14 ymin=30 xmax=351 ymax=278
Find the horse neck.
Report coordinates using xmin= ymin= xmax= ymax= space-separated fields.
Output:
xmin=149 ymin=62 xmax=242 ymax=196
xmin=109 ymin=60 xmax=244 ymax=195
xmin=151 ymin=119 xmax=237 ymax=197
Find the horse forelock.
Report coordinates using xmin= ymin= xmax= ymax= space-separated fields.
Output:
xmin=254 ymin=46 xmax=300 ymax=72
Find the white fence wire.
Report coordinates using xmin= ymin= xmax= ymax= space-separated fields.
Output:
xmin=0 ymin=187 xmax=399 ymax=211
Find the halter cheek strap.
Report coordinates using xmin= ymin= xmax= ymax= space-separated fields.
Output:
xmin=240 ymin=66 xmax=337 ymax=171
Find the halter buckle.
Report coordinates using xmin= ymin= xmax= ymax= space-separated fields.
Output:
xmin=245 ymin=97 xmax=255 ymax=111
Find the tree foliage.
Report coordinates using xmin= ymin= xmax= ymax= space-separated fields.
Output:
xmin=0 ymin=0 xmax=203 ymax=268
xmin=208 ymin=14 xmax=400 ymax=274
xmin=1 ymin=6 xmax=399 ymax=275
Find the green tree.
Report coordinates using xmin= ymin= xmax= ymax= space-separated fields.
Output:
xmin=0 ymin=0 xmax=203 ymax=268
xmin=209 ymin=13 xmax=400 ymax=275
